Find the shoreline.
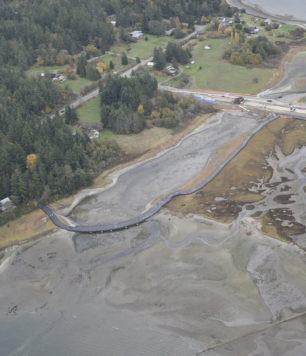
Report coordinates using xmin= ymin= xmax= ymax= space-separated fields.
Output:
xmin=226 ymin=0 xmax=306 ymax=28
xmin=0 ymin=113 xmax=213 ymax=250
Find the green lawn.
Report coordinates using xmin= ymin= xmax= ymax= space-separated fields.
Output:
xmin=92 ymin=53 xmax=136 ymax=74
xmin=77 ymin=96 xmax=101 ymax=123
xmin=27 ymin=65 xmax=94 ymax=95
xmin=176 ymin=37 xmax=274 ymax=94
xmin=111 ymin=34 xmax=174 ymax=59
xmin=61 ymin=77 xmax=93 ymax=95
xmin=240 ymin=14 xmax=300 ymax=43
xmin=26 ymin=65 xmax=65 ymax=77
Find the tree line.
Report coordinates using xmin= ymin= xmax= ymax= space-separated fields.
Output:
xmin=0 ymin=0 xmax=115 ymax=68
xmin=100 ymin=72 xmax=158 ymax=134
xmin=0 ymin=67 xmax=120 ymax=212
xmin=100 ymin=72 xmax=216 ymax=133
xmin=224 ymin=35 xmax=280 ymax=66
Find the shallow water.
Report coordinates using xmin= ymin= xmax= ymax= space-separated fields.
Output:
xmin=245 ymin=0 xmax=306 ymax=21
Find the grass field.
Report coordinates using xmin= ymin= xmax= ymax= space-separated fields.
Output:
xmin=91 ymin=53 xmax=136 ymax=73
xmin=0 ymin=210 xmax=56 ymax=249
xmin=111 ymin=34 xmax=174 ymax=59
xmin=77 ymin=96 xmax=101 ymax=123
xmin=27 ymin=65 xmax=66 ymax=76
xmin=61 ymin=77 xmax=93 ymax=94
xmin=240 ymin=14 xmax=302 ymax=43
xmin=27 ymin=65 xmax=94 ymax=95
xmin=170 ymin=37 xmax=275 ymax=94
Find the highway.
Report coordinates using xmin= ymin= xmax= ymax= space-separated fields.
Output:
xmin=40 ymin=114 xmax=306 ymax=233
xmin=68 ymin=81 xmax=306 ymax=117
xmin=159 ymin=85 xmax=306 ymax=117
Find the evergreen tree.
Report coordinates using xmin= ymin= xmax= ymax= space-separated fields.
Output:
xmin=76 ymin=56 xmax=87 ymax=78
xmin=153 ymin=47 xmax=166 ymax=70
xmin=121 ymin=53 xmax=128 ymax=65
xmin=85 ymin=64 xmax=101 ymax=81
xmin=65 ymin=106 xmax=79 ymax=125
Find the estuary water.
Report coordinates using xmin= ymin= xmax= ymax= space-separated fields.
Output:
xmin=244 ymin=0 xmax=306 ymax=21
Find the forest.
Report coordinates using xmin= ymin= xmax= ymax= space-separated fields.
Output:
xmin=0 ymin=0 xmax=225 ymax=219
xmin=0 ymin=0 xmax=227 ymax=68
xmin=0 ymin=67 xmax=120 ymax=221
xmin=100 ymin=72 xmax=215 ymax=133
xmin=0 ymin=0 xmax=115 ymax=68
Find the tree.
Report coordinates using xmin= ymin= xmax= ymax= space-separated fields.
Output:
xmin=148 ymin=20 xmax=166 ymax=35
xmin=109 ymin=60 xmax=115 ymax=70
xmin=65 ymin=106 xmax=79 ymax=125
xmin=136 ymin=57 xmax=141 ymax=64
xmin=76 ymin=56 xmax=87 ymax=78
xmin=153 ymin=47 xmax=166 ymax=71
xmin=85 ymin=63 xmax=101 ymax=80
xmin=121 ymin=52 xmax=128 ymax=65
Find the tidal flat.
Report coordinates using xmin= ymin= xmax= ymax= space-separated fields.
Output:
xmin=1 ymin=111 xmax=306 ymax=355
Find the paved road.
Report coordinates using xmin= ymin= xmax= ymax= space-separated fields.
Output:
xmin=69 ymin=26 xmax=204 ymax=111
xmin=69 ymin=56 xmax=154 ymax=110
xmin=160 ymin=85 xmax=306 ymax=117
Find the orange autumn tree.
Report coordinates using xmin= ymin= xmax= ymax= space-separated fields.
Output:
xmin=26 ymin=154 xmax=37 ymax=172
xmin=96 ymin=61 xmax=108 ymax=73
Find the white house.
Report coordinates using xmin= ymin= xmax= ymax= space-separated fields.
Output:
xmin=88 ymin=129 xmax=100 ymax=139
xmin=130 ymin=30 xmax=143 ymax=40
xmin=165 ymin=65 xmax=177 ymax=75
xmin=0 ymin=197 xmax=14 ymax=212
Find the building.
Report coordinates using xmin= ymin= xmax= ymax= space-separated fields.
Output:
xmin=0 ymin=197 xmax=14 ymax=212
xmin=88 ymin=129 xmax=100 ymax=139
xmin=165 ymin=28 xmax=175 ymax=36
xmin=165 ymin=65 xmax=177 ymax=75
xmin=41 ymin=73 xmax=56 ymax=79
xmin=52 ymin=75 xmax=66 ymax=82
xmin=130 ymin=30 xmax=144 ymax=40
xmin=264 ymin=18 xmax=272 ymax=25
xmin=247 ymin=26 xmax=260 ymax=34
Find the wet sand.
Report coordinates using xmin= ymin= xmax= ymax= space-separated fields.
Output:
xmin=226 ymin=0 xmax=306 ymax=28
xmin=1 ymin=110 xmax=306 ymax=355
xmin=259 ymin=51 xmax=306 ymax=103
xmin=66 ymin=112 xmax=259 ymax=226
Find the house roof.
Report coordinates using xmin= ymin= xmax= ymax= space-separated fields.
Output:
xmin=0 ymin=197 xmax=11 ymax=205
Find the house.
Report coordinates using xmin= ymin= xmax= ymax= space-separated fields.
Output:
xmin=165 ymin=28 xmax=175 ymax=36
xmin=41 ymin=73 xmax=56 ymax=79
xmin=52 ymin=75 xmax=66 ymax=82
xmin=0 ymin=197 xmax=14 ymax=212
xmin=246 ymin=26 xmax=260 ymax=34
xmin=165 ymin=65 xmax=177 ymax=75
xmin=88 ymin=129 xmax=100 ymax=139
xmin=217 ymin=17 xmax=227 ymax=23
xmin=264 ymin=18 xmax=272 ymax=25
xmin=130 ymin=30 xmax=143 ymax=40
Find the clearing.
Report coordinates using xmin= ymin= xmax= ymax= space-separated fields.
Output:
xmin=169 ymin=37 xmax=275 ymax=94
